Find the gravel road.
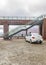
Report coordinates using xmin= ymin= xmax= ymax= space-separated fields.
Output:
xmin=0 ymin=38 xmax=46 ymax=65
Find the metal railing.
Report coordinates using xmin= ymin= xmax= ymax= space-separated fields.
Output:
xmin=0 ymin=15 xmax=46 ymax=20
xmin=0 ymin=16 xmax=37 ymax=20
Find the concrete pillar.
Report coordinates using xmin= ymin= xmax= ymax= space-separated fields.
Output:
xmin=4 ymin=24 xmax=9 ymax=34
xmin=3 ymin=21 xmax=9 ymax=39
xmin=42 ymin=18 xmax=46 ymax=39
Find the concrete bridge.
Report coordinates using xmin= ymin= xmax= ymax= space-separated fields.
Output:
xmin=0 ymin=17 xmax=46 ymax=39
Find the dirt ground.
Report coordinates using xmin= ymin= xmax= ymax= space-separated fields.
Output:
xmin=0 ymin=38 xmax=46 ymax=65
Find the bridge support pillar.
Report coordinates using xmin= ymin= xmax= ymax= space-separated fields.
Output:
xmin=3 ymin=21 xmax=9 ymax=39
xmin=42 ymin=19 xmax=46 ymax=39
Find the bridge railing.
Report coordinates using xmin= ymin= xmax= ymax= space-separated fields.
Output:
xmin=0 ymin=16 xmax=37 ymax=20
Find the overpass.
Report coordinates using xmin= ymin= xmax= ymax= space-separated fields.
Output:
xmin=0 ymin=16 xmax=46 ymax=39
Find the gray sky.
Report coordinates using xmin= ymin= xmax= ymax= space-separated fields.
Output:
xmin=0 ymin=0 xmax=46 ymax=17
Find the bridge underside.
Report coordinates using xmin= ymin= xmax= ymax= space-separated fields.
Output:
xmin=0 ymin=18 xmax=46 ymax=39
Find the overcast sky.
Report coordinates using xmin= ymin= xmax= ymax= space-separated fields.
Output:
xmin=0 ymin=0 xmax=46 ymax=17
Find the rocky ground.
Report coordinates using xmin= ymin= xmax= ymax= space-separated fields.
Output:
xmin=0 ymin=38 xmax=46 ymax=65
